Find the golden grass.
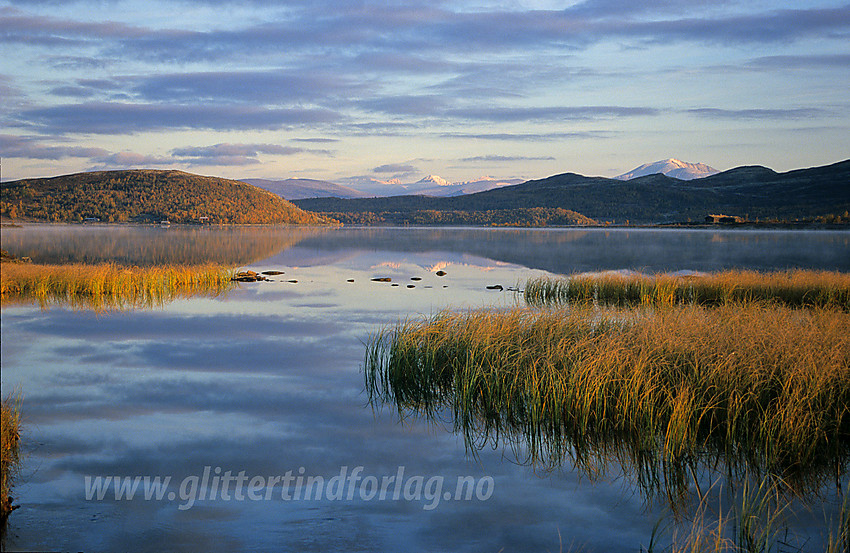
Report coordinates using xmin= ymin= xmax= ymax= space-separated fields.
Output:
xmin=1 ymin=393 xmax=21 ymax=520
xmin=0 ymin=261 xmax=235 ymax=310
xmin=525 ymin=270 xmax=850 ymax=309
xmin=365 ymin=303 xmax=850 ymax=503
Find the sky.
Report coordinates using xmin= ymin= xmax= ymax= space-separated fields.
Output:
xmin=1 ymin=0 xmax=849 ymax=188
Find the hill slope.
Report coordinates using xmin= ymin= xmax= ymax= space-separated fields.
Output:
xmin=1 ymin=170 xmax=332 ymax=224
xmin=295 ymin=160 xmax=850 ymax=224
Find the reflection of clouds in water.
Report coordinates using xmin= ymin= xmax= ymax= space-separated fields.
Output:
xmin=3 ymin=227 xmax=848 ymax=551
xmin=4 ymin=302 xmax=660 ymax=550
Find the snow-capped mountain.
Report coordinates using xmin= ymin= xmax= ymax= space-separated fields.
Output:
xmin=615 ymin=159 xmax=719 ymax=181
xmin=337 ymin=176 xmax=408 ymax=196
xmin=415 ymin=174 xmax=453 ymax=188
xmin=412 ymin=176 xmax=524 ymax=197
xmin=338 ymin=174 xmax=522 ymax=197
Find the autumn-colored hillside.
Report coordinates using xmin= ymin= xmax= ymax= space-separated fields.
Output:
xmin=0 ymin=170 xmax=334 ymax=224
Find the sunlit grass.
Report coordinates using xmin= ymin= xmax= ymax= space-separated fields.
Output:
xmin=0 ymin=261 xmax=235 ymax=310
xmin=365 ymin=303 xmax=850 ymax=501
xmin=525 ymin=270 xmax=850 ymax=309
xmin=1 ymin=392 xmax=22 ymax=521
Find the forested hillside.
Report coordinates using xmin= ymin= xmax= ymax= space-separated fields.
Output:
xmin=1 ymin=170 xmax=333 ymax=224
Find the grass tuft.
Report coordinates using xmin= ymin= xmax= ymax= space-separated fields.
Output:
xmin=0 ymin=261 xmax=235 ymax=310
xmin=365 ymin=303 xmax=850 ymax=503
xmin=1 ymin=392 xmax=22 ymax=521
xmin=524 ymin=270 xmax=850 ymax=310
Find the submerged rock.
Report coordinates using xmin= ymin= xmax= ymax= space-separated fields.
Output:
xmin=371 ymin=277 xmax=392 ymax=282
xmin=486 ymin=284 xmax=504 ymax=291
xmin=262 ymin=270 xmax=285 ymax=275
xmin=435 ymin=271 xmax=447 ymax=276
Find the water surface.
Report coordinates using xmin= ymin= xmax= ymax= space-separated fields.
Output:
xmin=1 ymin=225 xmax=847 ymax=551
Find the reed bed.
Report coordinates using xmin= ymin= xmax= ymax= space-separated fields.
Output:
xmin=524 ymin=270 xmax=850 ymax=309
xmin=365 ymin=303 xmax=850 ymax=503
xmin=1 ymin=393 xmax=22 ymax=521
xmin=0 ymin=262 xmax=235 ymax=310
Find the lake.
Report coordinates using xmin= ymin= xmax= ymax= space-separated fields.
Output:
xmin=1 ymin=224 xmax=848 ymax=552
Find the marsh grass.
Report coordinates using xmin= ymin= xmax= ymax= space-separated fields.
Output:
xmin=0 ymin=261 xmax=235 ymax=310
xmin=364 ymin=303 xmax=850 ymax=504
xmin=1 ymin=393 xmax=22 ymax=521
xmin=525 ymin=270 xmax=850 ymax=310
xmin=645 ymin=474 xmax=831 ymax=553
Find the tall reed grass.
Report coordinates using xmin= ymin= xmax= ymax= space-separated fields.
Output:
xmin=525 ymin=270 xmax=850 ymax=309
xmin=1 ymin=393 xmax=22 ymax=522
xmin=0 ymin=262 xmax=235 ymax=310
xmin=365 ymin=303 xmax=850 ymax=504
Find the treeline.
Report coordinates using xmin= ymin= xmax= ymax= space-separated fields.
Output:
xmin=0 ymin=170 xmax=334 ymax=225
xmin=318 ymin=207 xmax=596 ymax=226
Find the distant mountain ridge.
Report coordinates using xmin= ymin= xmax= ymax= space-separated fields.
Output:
xmin=243 ymin=178 xmax=369 ymax=200
xmin=616 ymin=159 xmax=719 ymax=180
xmin=245 ymin=174 xmax=523 ymax=199
xmin=295 ymin=160 xmax=850 ymax=225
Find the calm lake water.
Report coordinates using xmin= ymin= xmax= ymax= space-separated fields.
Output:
xmin=1 ymin=224 xmax=848 ymax=552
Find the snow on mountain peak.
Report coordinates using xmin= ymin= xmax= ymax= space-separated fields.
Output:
xmin=416 ymin=174 xmax=453 ymax=187
xmin=615 ymin=159 xmax=719 ymax=181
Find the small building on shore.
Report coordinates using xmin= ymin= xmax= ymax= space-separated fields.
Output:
xmin=705 ymin=214 xmax=744 ymax=224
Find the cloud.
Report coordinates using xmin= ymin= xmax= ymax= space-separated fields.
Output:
xmin=0 ymin=134 xmax=108 ymax=159
xmin=172 ymin=143 xmax=306 ymax=158
xmin=88 ymin=151 xmax=173 ymax=169
xmin=357 ymin=95 xmax=452 ymax=117
xmin=290 ymin=137 xmax=339 ymax=143
xmin=0 ymin=7 xmax=150 ymax=46
xmin=745 ymin=54 xmax=850 ymax=70
xmin=445 ymin=105 xmax=660 ymax=122
xmin=608 ymin=6 xmax=850 ymax=45
xmin=48 ymin=85 xmax=98 ymax=98
xmin=686 ymin=107 xmax=827 ymax=120
xmin=356 ymin=96 xmax=659 ymax=122
xmin=18 ymin=102 xmax=344 ymax=134
xmin=130 ymin=70 xmax=358 ymax=104
xmin=442 ymin=131 xmax=613 ymax=141
xmin=373 ymin=163 xmax=418 ymax=174
xmin=170 ymin=142 xmax=333 ymax=166
xmin=345 ymin=122 xmax=420 ymax=136
xmin=459 ymin=155 xmax=556 ymax=162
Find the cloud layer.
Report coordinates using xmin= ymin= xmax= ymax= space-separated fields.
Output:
xmin=2 ymin=1 xmax=849 ymax=180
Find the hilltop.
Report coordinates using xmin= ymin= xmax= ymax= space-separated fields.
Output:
xmin=295 ymin=159 xmax=850 ymax=225
xmin=616 ymin=159 xmax=719 ymax=180
xmin=0 ymin=170 xmax=333 ymax=225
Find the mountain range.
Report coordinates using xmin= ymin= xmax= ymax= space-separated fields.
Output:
xmin=294 ymin=159 xmax=850 ymax=225
xmin=243 ymin=174 xmax=525 ymax=200
xmin=241 ymin=178 xmax=370 ymax=200
xmin=3 ymin=159 xmax=846 ymax=227
xmin=244 ymin=159 xmax=714 ymax=201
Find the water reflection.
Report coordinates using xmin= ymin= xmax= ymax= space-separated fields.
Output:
xmin=3 ymin=224 xmax=849 ymax=272
xmin=1 ymin=226 xmax=848 ymax=551
xmin=0 ymin=224 xmax=331 ymax=266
